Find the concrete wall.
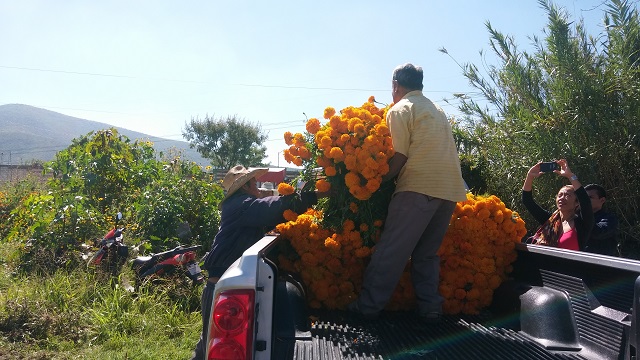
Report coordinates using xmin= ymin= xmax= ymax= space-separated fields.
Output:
xmin=0 ymin=164 xmax=48 ymax=184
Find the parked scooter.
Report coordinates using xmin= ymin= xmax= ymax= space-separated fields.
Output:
xmin=131 ymin=244 xmax=204 ymax=286
xmin=86 ymin=212 xmax=129 ymax=276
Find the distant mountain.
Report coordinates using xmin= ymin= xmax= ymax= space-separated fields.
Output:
xmin=0 ymin=104 xmax=210 ymax=165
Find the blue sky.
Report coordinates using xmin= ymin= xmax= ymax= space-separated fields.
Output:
xmin=0 ymin=0 xmax=609 ymax=166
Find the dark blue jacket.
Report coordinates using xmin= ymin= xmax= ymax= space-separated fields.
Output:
xmin=587 ymin=209 xmax=619 ymax=256
xmin=204 ymin=191 xmax=317 ymax=278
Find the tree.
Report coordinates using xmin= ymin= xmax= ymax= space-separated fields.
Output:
xmin=182 ymin=114 xmax=268 ymax=169
xmin=449 ymin=0 xmax=640 ymax=256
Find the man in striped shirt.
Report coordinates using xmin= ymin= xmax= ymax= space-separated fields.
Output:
xmin=348 ymin=63 xmax=467 ymax=323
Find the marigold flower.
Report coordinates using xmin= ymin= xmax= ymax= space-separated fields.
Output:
xmin=301 ymin=252 xmax=318 ymax=266
xmin=342 ymin=219 xmax=355 ymax=231
xmin=320 ymin=136 xmax=332 ymax=148
xmin=284 ymin=131 xmax=294 ymax=146
xmin=283 ymin=149 xmax=295 ymax=163
xmin=288 ymin=145 xmax=299 ymax=157
xmin=349 ymin=202 xmax=358 ymax=213
xmin=368 ymin=95 xmax=375 ymax=103
xmin=293 ymin=132 xmax=306 ymax=147
xmin=344 ymin=154 xmax=357 ymax=170
xmin=354 ymin=247 xmax=371 ymax=258
xmin=329 ymin=115 xmax=342 ymax=130
xmin=339 ymin=281 xmax=354 ymax=294
xmin=323 ymin=107 xmax=336 ymax=119
xmin=316 ymin=156 xmax=332 ymax=169
xmin=476 ymin=208 xmax=491 ymax=220
xmin=327 ymin=258 xmax=342 ymax=272
xmin=324 ymin=166 xmax=337 ymax=177
xmin=344 ymin=171 xmax=361 ymax=188
xmin=324 ymin=237 xmax=341 ymax=251
xmin=298 ymin=146 xmax=311 ymax=160
xmin=314 ymin=284 xmax=329 ymax=301
xmin=328 ymin=147 xmax=345 ymax=162
xmin=454 ymin=289 xmax=467 ymax=300
xmin=283 ymin=209 xmax=298 ymax=222
xmin=365 ymin=178 xmax=381 ymax=193
xmin=277 ymin=182 xmax=295 ymax=195
xmin=315 ymin=179 xmax=331 ymax=192
xmin=350 ymin=186 xmax=372 ymax=200
xmin=306 ymin=118 xmax=321 ymax=134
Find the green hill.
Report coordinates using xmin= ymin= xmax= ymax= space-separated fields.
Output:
xmin=0 ymin=104 xmax=209 ymax=165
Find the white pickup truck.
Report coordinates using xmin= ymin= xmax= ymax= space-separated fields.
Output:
xmin=204 ymin=234 xmax=640 ymax=360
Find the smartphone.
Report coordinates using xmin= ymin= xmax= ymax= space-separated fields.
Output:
xmin=539 ymin=162 xmax=559 ymax=173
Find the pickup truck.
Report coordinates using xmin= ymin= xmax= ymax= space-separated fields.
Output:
xmin=204 ymin=234 xmax=640 ymax=360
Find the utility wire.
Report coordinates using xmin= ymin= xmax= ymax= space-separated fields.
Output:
xmin=0 ymin=64 xmax=468 ymax=94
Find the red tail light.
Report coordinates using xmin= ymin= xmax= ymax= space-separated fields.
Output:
xmin=208 ymin=289 xmax=255 ymax=360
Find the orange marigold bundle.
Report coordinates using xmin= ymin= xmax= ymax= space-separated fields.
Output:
xmin=274 ymin=97 xmax=397 ymax=309
xmin=438 ymin=193 xmax=527 ymax=314
xmin=275 ymin=209 xmax=379 ymax=309
xmin=281 ymin=97 xmax=394 ymax=246
xmin=312 ymin=102 xmax=393 ymax=202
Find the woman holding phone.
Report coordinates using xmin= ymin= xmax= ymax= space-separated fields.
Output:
xmin=521 ymin=159 xmax=594 ymax=251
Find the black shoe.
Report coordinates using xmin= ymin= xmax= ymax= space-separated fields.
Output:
xmin=346 ymin=301 xmax=379 ymax=321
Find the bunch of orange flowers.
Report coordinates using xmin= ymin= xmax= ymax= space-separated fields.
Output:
xmin=275 ymin=208 xmax=379 ymax=309
xmin=276 ymin=98 xmax=528 ymax=314
xmin=282 ymin=96 xmax=395 ymax=244
xmin=438 ymin=193 xmax=527 ymax=314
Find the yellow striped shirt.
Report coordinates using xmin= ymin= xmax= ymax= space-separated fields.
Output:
xmin=387 ymin=90 xmax=467 ymax=202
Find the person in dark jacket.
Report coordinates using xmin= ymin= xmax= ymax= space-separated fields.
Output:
xmin=584 ymin=183 xmax=619 ymax=256
xmin=191 ymin=165 xmax=324 ymax=360
xmin=522 ymin=159 xmax=594 ymax=251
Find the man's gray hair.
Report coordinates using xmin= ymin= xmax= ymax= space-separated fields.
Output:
xmin=392 ymin=63 xmax=424 ymax=91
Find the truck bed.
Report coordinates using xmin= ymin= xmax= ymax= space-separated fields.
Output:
xmin=287 ymin=310 xmax=593 ymax=360
xmin=267 ymin=243 xmax=640 ymax=360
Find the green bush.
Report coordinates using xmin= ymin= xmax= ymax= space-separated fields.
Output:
xmin=3 ymin=128 xmax=224 ymax=273
xmin=134 ymin=161 xmax=223 ymax=252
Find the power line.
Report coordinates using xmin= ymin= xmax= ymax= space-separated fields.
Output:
xmin=0 ymin=65 xmax=203 ymax=83
xmin=0 ymin=64 xmax=468 ymax=94
xmin=0 ymin=64 xmax=389 ymax=92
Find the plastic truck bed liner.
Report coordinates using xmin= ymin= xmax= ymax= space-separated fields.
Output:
xmin=287 ymin=310 xmax=593 ymax=360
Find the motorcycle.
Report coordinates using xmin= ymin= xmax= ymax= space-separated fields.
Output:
xmin=86 ymin=212 xmax=129 ymax=277
xmin=131 ymin=244 xmax=204 ymax=286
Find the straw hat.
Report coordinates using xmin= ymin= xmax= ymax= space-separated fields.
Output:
xmin=221 ymin=165 xmax=269 ymax=202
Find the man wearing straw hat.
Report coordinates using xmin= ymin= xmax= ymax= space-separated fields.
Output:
xmin=191 ymin=165 xmax=325 ymax=360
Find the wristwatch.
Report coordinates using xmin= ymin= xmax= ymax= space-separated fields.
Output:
xmin=570 ymin=174 xmax=578 ymax=181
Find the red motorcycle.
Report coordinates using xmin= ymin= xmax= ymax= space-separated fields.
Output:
xmin=131 ymin=244 xmax=204 ymax=286
xmin=86 ymin=212 xmax=129 ymax=276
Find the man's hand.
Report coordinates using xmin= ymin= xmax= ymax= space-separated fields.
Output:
xmin=382 ymin=152 xmax=408 ymax=182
